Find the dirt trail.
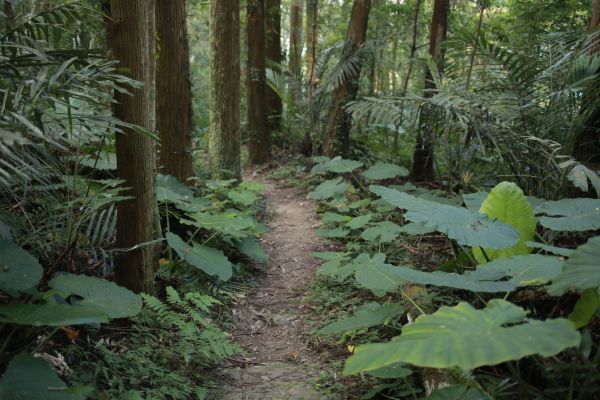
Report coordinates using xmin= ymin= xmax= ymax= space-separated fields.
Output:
xmin=212 ymin=177 xmax=340 ymax=400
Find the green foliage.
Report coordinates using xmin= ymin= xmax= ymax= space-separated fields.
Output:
xmin=548 ymin=236 xmax=600 ymax=295
xmin=344 ymin=300 xmax=580 ymax=373
xmin=317 ymin=302 xmax=404 ymax=335
xmin=310 ymin=156 xmax=363 ymax=175
xmin=166 ymin=232 xmax=233 ymax=281
xmin=360 ymin=221 xmax=403 ymax=243
xmin=473 ymin=182 xmax=536 ymax=263
xmin=361 ymin=162 xmax=408 ymax=180
xmin=568 ymin=288 xmax=600 ymax=329
xmin=537 ymin=198 xmax=600 ymax=232
xmin=308 ymin=177 xmax=350 ymax=200
xmin=0 ymin=239 xmax=43 ymax=296
xmin=0 ymin=353 xmax=88 ymax=400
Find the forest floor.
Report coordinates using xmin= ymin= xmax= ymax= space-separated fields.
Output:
xmin=211 ymin=174 xmax=344 ymax=400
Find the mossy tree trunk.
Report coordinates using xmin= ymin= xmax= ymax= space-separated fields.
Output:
xmin=410 ymin=0 xmax=448 ymax=182
xmin=108 ymin=0 xmax=157 ymax=293
xmin=156 ymin=0 xmax=194 ymax=183
xmin=301 ymin=0 xmax=318 ymax=156
xmin=265 ymin=0 xmax=283 ymax=133
xmin=322 ymin=0 xmax=372 ymax=158
xmin=247 ymin=0 xmax=271 ymax=165
xmin=208 ymin=0 xmax=241 ymax=179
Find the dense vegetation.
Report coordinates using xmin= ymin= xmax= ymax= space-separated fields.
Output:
xmin=0 ymin=0 xmax=599 ymax=399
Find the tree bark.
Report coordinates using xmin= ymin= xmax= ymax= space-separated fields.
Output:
xmin=410 ymin=0 xmax=448 ymax=182
xmin=108 ymin=0 xmax=157 ymax=293
xmin=247 ymin=0 xmax=271 ymax=164
xmin=265 ymin=0 xmax=283 ymax=133
xmin=322 ymin=0 xmax=372 ymax=158
xmin=288 ymin=0 xmax=304 ymax=77
xmin=301 ymin=0 xmax=318 ymax=156
xmin=208 ymin=0 xmax=241 ymax=179
xmin=572 ymin=0 xmax=600 ymax=164
xmin=156 ymin=0 xmax=194 ymax=183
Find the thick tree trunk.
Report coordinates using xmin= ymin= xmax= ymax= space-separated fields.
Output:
xmin=247 ymin=0 xmax=271 ymax=164
xmin=301 ymin=0 xmax=318 ymax=156
xmin=572 ymin=0 xmax=600 ymax=164
xmin=156 ymin=0 xmax=194 ymax=183
xmin=265 ymin=0 xmax=283 ymax=133
xmin=410 ymin=0 xmax=448 ymax=182
xmin=322 ymin=0 xmax=372 ymax=158
xmin=288 ymin=0 xmax=304 ymax=77
xmin=108 ymin=0 xmax=157 ymax=293
xmin=208 ymin=0 xmax=241 ymax=179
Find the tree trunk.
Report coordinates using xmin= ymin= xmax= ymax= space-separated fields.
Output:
xmin=410 ymin=0 xmax=448 ymax=182
xmin=208 ymin=0 xmax=241 ymax=179
xmin=108 ymin=0 xmax=157 ymax=293
xmin=265 ymin=0 xmax=283 ymax=133
xmin=156 ymin=0 xmax=194 ymax=183
xmin=322 ymin=0 xmax=372 ymax=158
xmin=288 ymin=0 xmax=304 ymax=77
xmin=301 ymin=0 xmax=318 ymax=156
xmin=247 ymin=0 xmax=270 ymax=164
xmin=572 ymin=0 xmax=600 ymax=164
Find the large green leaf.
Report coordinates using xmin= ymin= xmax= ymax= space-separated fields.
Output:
xmin=313 ymin=252 xmax=353 ymax=279
xmin=0 ymin=239 xmax=43 ymax=296
xmin=311 ymin=156 xmax=363 ymax=175
xmin=371 ymin=186 xmax=519 ymax=249
xmin=48 ymin=273 xmax=142 ymax=319
xmin=360 ymin=221 xmax=403 ymax=243
xmin=346 ymin=214 xmax=372 ymax=230
xmin=426 ymin=385 xmax=489 ymax=400
xmin=235 ymin=237 xmax=268 ymax=263
xmin=354 ymin=253 xmax=405 ymax=294
xmin=320 ymin=212 xmax=350 ymax=223
xmin=568 ymin=288 xmax=600 ymax=329
xmin=548 ymin=236 xmax=600 ymax=295
xmin=227 ymin=189 xmax=258 ymax=206
xmin=536 ymin=198 xmax=600 ymax=231
xmin=344 ymin=300 xmax=580 ymax=373
xmin=316 ymin=227 xmax=350 ymax=238
xmin=155 ymin=174 xmax=194 ymax=204
xmin=308 ymin=177 xmax=350 ymax=200
xmin=166 ymin=233 xmax=233 ymax=281
xmin=317 ymin=302 xmax=404 ymax=334
xmin=181 ymin=212 xmax=257 ymax=238
xmin=0 ymin=353 xmax=87 ymax=400
xmin=361 ymin=162 xmax=408 ymax=180
xmin=0 ymin=303 xmax=108 ymax=326
xmin=473 ymin=182 xmax=536 ymax=263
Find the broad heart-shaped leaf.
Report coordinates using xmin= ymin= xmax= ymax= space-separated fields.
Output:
xmin=317 ymin=302 xmax=404 ymax=334
xmin=321 ymin=212 xmax=350 ymax=223
xmin=548 ymin=236 xmax=600 ymax=295
xmin=235 ymin=237 xmax=268 ymax=263
xmin=166 ymin=233 xmax=233 ymax=281
xmin=181 ymin=212 xmax=257 ymax=238
xmin=537 ymin=198 xmax=600 ymax=231
xmin=0 ymin=303 xmax=108 ymax=326
xmin=525 ymin=241 xmax=574 ymax=257
xmin=426 ymin=385 xmax=489 ymax=400
xmin=346 ymin=214 xmax=372 ymax=229
xmin=399 ymin=222 xmax=435 ymax=236
xmin=311 ymin=156 xmax=363 ymax=175
xmin=473 ymin=182 xmax=536 ymax=263
xmin=313 ymin=252 xmax=354 ymax=280
xmin=371 ymin=186 xmax=519 ymax=249
xmin=0 ymin=239 xmax=43 ymax=296
xmin=360 ymin=221 xmax=403 ymax=243
xmin=48 ymin=273 xmax=142 ymax=319
xmin=0 ymin=353 xmax=87 ymax=400
xmin=343 ymin=300 xmax=580 ymax=373
xmin=155 ymin=174 xmax=194 ymax=204
xmin=227 ymin=189 xmax=258 ymax=206
xmin=308 ymin=177 xmax=350 ymax=200
xmin=568 ymin=288 xmax=600 ymax=329
xmin=353 ymin=253 xmax=405 ymax=294
xmin=316 ymin=227 xmax=350 ymax=238
xmin=361 ymin=162 xmax=408 ymax=180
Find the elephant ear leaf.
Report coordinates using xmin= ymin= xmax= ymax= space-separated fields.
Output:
xmin=473 ymin=182 xmax=536 ymax=263
xmin=343 ymin=300 xmax=580 ymax=374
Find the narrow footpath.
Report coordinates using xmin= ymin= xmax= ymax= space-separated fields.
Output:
xmin=212 ymin=177 xmax=341 ymax=400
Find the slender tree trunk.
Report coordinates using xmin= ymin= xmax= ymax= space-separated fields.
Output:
xmin=265 ymin=0 xmax=283 ymax=133
xmin=156 ymin=0 xmax=194 ymax=183
xmin=410 ymin=0 xmax=448 ymax=182
xmin=108 ymin=0 xmax=157 ymax=293
xmin=247 ymin=0 xmax=270 ymax=164
xmin=208 ymin=0 xmax=241 ymax=179
xmin=572 ymin=0 xmax=600 ymax=164
xmin=322 ymin=0 xmax=372 ymax=158
xmin=301 ymin=0 xmax=318 ymax=156
xmin=288 ymin=0 xmax=304 ymax=77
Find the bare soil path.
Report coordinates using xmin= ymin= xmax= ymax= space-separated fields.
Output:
xmin=211 ymin=176 xmax=341 ymax=400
